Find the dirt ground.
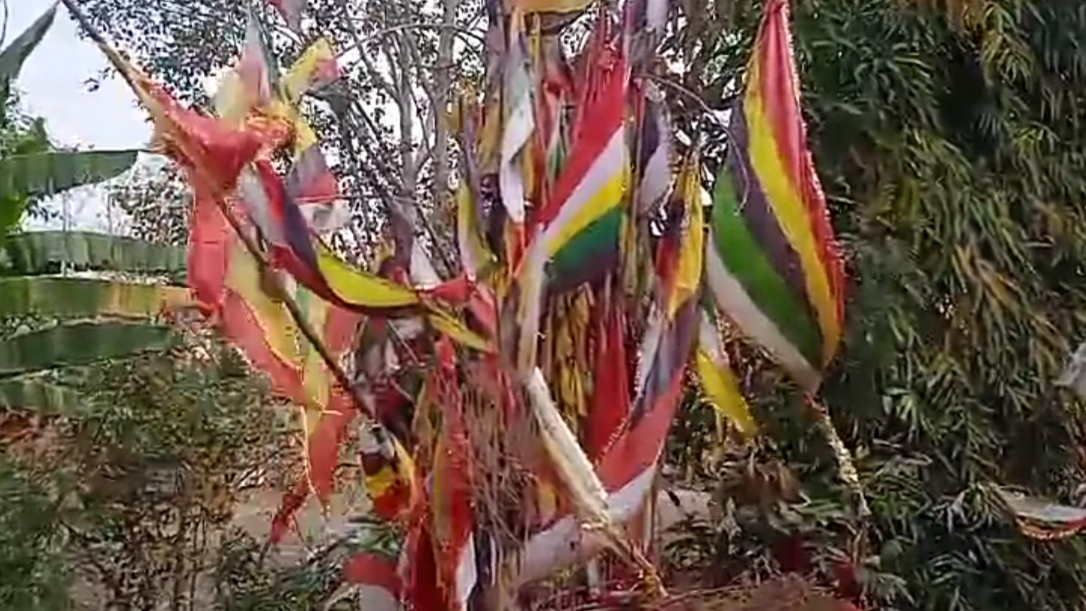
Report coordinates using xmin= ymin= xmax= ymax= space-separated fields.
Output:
xmin=69 ymin=485 xmax=712 ymax=609
xmin=234 ymin=484 xmax=713 ymax=562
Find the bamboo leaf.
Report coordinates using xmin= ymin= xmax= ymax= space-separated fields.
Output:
xmin=0 ymin=376 xmax=84 ymax=414
xmin=0 ymin=4 xmax=57 ymax=85
xmin=0 ymin=277 xmax=194 ymax=319
xmin=0 ymin=149 xmax=140 ymax=198
xmin=0 ymin=321 xmax=178 ymax=377
xmin=0 ymin=231 xmax=186 ymax=275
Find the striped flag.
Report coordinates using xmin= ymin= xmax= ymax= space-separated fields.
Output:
xmin=512 ymin=153 xmax=704 ymax=589
xmin=535 ymin=45 xmax=629 ymax=288
xmin=228 ymin=159 xmax=456 ymax=320
xmin=633 ymin=83 xmax=672 ymax=216
xmin=704 ymin=0 xmax=845 ymax=392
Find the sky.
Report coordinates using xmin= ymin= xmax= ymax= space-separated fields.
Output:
xmin=11 ymin=4 xmax=154 ymax=232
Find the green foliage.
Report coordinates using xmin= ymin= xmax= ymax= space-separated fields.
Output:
xmin=0 ymin=277 xmax=192 ymax=319
xmin=0 ymin=321 xmax=179 ymax=377
xmin=0 ymin=108 xmax=51 ymax=237
xmin=0 ymin=5 xmax=57 ymax=91
xmin=0 ymin=375 xmax=86 ymax=416
xmin=0 ymin=230 xmax=187 ymax=276
xmin=214 ymin=531 xmax=346 ymax=611
xmin=60 ymin=351 xmax=285 ymax=610
xmin=668 ymin=1 xmax=1086 ymax=609
xmin=0 ymin=149 xmax=141 ymax=198
xmin=0 ymin=458 xmax=72 ymax=611
xmin=0 ymin=348 xmax=287 ymax=611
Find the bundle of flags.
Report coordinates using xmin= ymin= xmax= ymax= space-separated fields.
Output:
xmin=58 ymin=0 xmax=861 ymax=606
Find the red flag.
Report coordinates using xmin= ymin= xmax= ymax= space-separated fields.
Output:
xmin=584 ymin=300 xmax=630 ymax=462
xmin=429 ymin=339 xmax=477 ymax=610
xmin=343 ymin=552 xmax=403 ymax=610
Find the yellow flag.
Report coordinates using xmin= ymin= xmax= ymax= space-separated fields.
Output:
xmin=667 ymin=156 xmax=706 ymax=319
xmin=696 ymin=311 xmax=757 ymax=437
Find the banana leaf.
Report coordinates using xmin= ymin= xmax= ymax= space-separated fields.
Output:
xmin=0 ymin=193 xmax=24 ymax=242
xmin=0 ymin=276 xmax=195 ymax=319
xmin=0 ymin=321 xmax=178 ymax=377
xmin=0 ymin=376 xmax=84 ymax=414
xmin=0 ymin=149 xmax=140 ymax=198
xmin=0 ymin=4 xmax=56 ymax=85
xmin=0 ymin=231 xmax=186 ymax=275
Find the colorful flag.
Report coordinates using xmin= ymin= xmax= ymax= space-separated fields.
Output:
xmin=231 ymin=160 xmax=390 ymax=306
xmin=695 ymin=308 xmax=757 ymax=437
xmin=428 ymin=339 xmax=477 ymax=611
xmin=190 ymin=190 xmax=362 ymax=542
xmin=218 ymin=117 xmax=489 ymax=349
xmin=237 ymin=11 xmax=279 ymax=110
xmin=343 ymin=551 xmax=403 ymax=611
xmin=214 ymin=11 xmax=290 ymax=133
xmin=95 ymin=50 xmax=261 ymax=198
xmin=633 ymin=82 xmax=672 ymax=216
xmin=286 ymin=144 xmax=350 ymax=232
xmin=532 ymin=35 xmax=573 ymax=198
xmin=214 ymin=26 xmax=349 ymax=235
xmin=359 ymin=419 xmax=420 ymax=523
xmin=504 ymin=0 xmax=593 ymax=33
xmin=534 ymin=45 xmax=629 ymax=287
xmin=513 ymin=152 xmax=704 ymax=590
xmin=281 ymin=37 xmax=340 ymax=103
xmin=69 ymin=14 xmax=365 ymax=541
xmin=664 ymin=157 xmax=705 ymax=319
xmin=704 ymin=0 xmax=845 ymax=392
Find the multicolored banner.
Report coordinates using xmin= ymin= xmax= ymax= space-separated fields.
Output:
xmin=705 ymin=0 xmax=846 ymax=392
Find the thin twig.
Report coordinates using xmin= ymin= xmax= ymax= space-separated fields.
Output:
xmin=338 ymin=22 xmax=486 ymax=59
